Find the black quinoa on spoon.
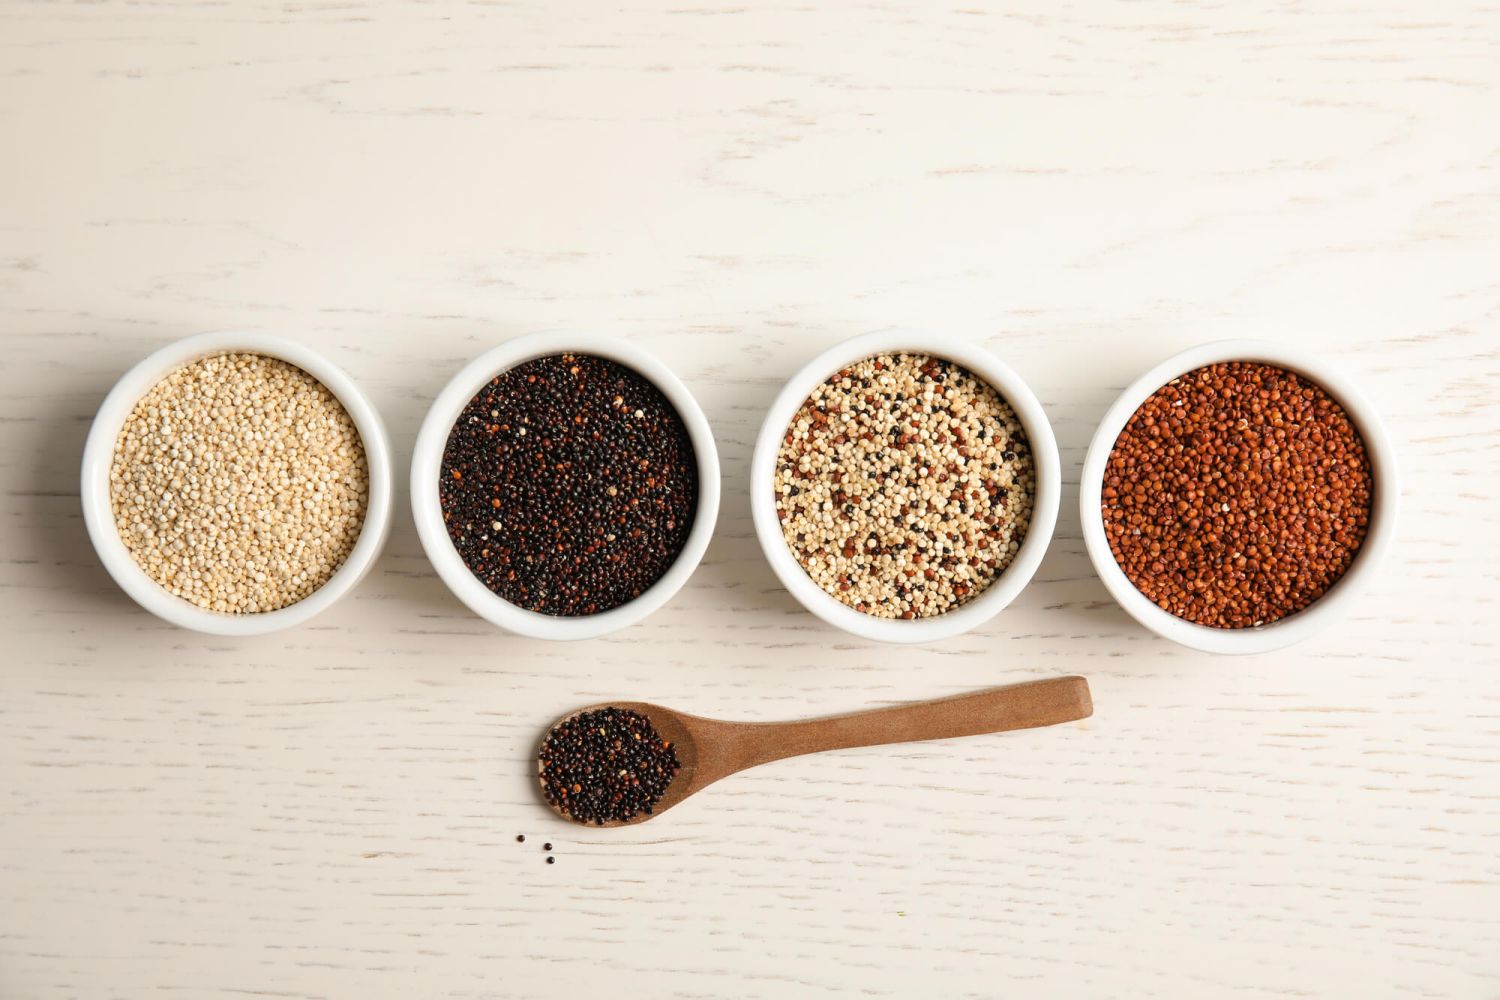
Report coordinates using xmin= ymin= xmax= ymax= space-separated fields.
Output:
xmin=538 ymin=707 xmax=681 ymax=825
xmin=439 ymin=354 xmax=698 ymax=616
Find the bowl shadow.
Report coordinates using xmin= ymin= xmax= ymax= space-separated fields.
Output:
xmin=23 ymin=379 xmax=141 ymax=617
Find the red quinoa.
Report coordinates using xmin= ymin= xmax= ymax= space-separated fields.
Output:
xmin=1101 ymin=361 xmax=1373 ymax=629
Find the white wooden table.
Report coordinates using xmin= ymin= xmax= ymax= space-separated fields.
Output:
xmin=3 ymin=2 xmax=1498 ymax=997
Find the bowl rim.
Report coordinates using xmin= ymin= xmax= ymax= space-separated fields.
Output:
xmin=1078 ymin=338 xmax=1399 ymax=654
xmin=409 ymin=331 xmax=721 ymax=641
xmin=79 ymin=331 xmax=395 ymax=636
xmin=749 ymin=328 xmax=1061 ymax=644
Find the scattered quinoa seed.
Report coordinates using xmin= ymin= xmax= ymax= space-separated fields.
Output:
xmin=774 ymin=353 xmax=1035 ymax=619
xmin=109 ymin=352 xmax=369 ymax=614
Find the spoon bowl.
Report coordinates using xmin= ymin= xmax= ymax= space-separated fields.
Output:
xmin=537 ymin=676 xmax=1093 ymax=828
xmin=536 ymin=701 xmax=706 ymax=827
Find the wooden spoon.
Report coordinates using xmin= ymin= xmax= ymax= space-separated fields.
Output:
xmin=537 ymin=675 xmax=1092 ymax=827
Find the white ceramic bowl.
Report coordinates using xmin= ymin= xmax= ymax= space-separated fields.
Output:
xmin=411 ymin=332 xmax=720 ymax=640
xmin=1079 ymin=339 xmax=1398 ymax=654
xmin=750 ymin=329 xmax=1061 ymax=644
xmin=80 ymin=331 xmax=394 ymax=636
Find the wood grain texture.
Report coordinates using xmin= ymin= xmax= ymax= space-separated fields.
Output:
xmin=1 ymin=1 xmax=1498 ymax=997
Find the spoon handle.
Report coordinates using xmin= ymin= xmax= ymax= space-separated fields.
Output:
xmin=700 ymin=676 xmax=1092 ymax=781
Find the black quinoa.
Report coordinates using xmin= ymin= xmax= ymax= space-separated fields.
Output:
xmin=538 ymin=707 xmax=681 ymax=825
xmin=439 ymin=354 xmax=698 ymax=616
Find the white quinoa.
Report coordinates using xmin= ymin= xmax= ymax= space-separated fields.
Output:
xmin=109 ymin=352 xmax=369 ymax=614
xmin=774 ymin=353 xmax=1035 ymax=619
